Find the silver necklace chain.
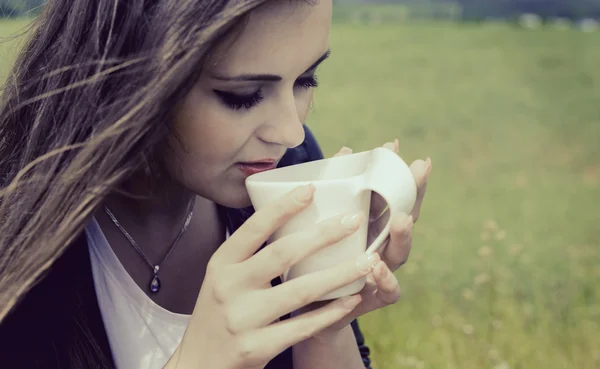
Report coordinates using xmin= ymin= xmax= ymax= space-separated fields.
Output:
xmin=103 ymin=199 xmax=195 ymax=294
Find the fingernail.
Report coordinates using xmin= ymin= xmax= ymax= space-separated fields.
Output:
xmin=394 ymin=138 xmax=399 ymax=152
xmin=425 ymin=157 xmax=432 ymax=176
xmin=405 ymin=215 xmax=414 ymax=230
xmin=342 ymin=295 xmax=362 ymax=309
xmin=374 ymin=261 xmax=387 ymax=279
xmin=356 ymin=252 xmax=380 ymax=273
xmin=294 ymin=184 xmax=315 ymax=204
xmin=341 ymin=212 xmax=364 ymax=230
xmin=334 ymin=147 xmax=353 ymax=157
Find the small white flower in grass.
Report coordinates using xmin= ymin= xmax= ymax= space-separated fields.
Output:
xmin=474 ymin=273 xmax=490 ymax=285
xmin=484 ymin=219 xmax=499 ymax=232
xmin=478 ymin=245 xmax=493 ymax=257
xmin=462 ymin=288 xmax=475 ymax=301
xmin=495 ymin=230 xmax=506 ymax=241
xmin=462 ymin=324 xmax=474 ymax=335
xmin=493 ymin=361 xmax=510 ymax=369
xmin=488 ymin=348 xmax=500 ymax=360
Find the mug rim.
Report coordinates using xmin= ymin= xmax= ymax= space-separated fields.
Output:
xmin=245 ymin=147 xmax=410 ymax=185
xmin=246 ymin=149 xmax=377 ymax=185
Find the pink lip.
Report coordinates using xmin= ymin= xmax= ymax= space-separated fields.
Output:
xmin=237 ymin=159 xmax=278 ymax=176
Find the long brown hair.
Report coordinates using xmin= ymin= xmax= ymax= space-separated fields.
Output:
xmin=0 ymin=0 xmax=281 ymax=322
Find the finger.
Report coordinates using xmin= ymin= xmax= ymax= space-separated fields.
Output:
xmin=382 ymin=141 xmax=395 ymax=152
xmin=409 ymin=158 xmax=431 ymax=223
xmin=241 ymin=294 xmax=362 ymax=362
xmin=241 ymin=211 xmax=366 ymax=285
xmin=373 ymin=261 xmax=401 ymax=305
xmin=382 ymin=212 xmax=413 ymax=270
xmin=218 ymin=184 xmax=315 ymax=263
xmin=250 ymin=252 xmax=380 ymax=326
xmin=320 ymin=277 xmax=380 ymax=328
xmin=333 ymin=147 xmax=353 ymax=157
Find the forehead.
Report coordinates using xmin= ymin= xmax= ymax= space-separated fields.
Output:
xmin=208 ymin=1 xmax=332 ymax=75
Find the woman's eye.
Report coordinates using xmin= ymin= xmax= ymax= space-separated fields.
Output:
xmin=213 ymin=90 xmax=264 ymax=111
xmin=213 ymin=76 xmax=318 ymax=111
xmin=295 ymin=75 xmax=319 ymax=89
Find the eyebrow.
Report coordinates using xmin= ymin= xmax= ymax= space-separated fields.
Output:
xmin=211 ymin=49 xmax=331 ymax=82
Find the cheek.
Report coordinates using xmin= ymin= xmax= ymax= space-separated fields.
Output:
xmin=166 ymin=93 xmax=254 ymax=207
xmin=168 ymin=89 xmax=247 ymax=178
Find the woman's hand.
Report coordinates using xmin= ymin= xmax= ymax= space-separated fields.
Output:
xmin=165 ymin=185 xmax=380 ymax=369
xmin=315 ymin=141 xmax=432 ymax=333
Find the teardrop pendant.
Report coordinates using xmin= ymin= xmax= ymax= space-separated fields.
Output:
xmin=150 ymin=275 xmax=161 ymax=293
xmin=150 ymin=265 xmax=161 ymax=293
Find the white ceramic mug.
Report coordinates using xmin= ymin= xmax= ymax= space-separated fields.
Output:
xmin=245 ymin=147 xmax=417 ymax=301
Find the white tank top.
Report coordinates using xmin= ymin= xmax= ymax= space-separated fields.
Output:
xmin=85 ymin=217 xmax=227 ymax=369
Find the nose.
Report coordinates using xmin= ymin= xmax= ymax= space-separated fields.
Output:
xmin=257 ymin=94 xmax=306 ymax=149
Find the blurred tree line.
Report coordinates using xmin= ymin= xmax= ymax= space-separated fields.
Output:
xmin=457 ymin=0 xmax=600 ymax=21
xmin=335 ymin=0 xmax=600 ymax=20
xmin=0 ymin=0 xmax=45 ymax=17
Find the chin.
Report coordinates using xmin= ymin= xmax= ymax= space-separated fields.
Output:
xmin=211 ymin=183 xmax=253 ymax=209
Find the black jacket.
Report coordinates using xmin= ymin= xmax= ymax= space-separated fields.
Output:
xmin=0 ymin=125 xmax=372 ymax=369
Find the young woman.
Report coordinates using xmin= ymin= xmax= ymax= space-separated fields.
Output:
xmin=0 ymin=0 xmax=431 ymax=368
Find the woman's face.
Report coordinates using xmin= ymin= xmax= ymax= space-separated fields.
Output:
xmin=168 ymin=0 xmax=332 ymax=208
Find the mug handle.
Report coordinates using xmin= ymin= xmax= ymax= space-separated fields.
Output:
xmin=361 ymin=147 xmax=418 ymax=255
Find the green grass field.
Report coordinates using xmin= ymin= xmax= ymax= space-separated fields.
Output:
xmin=2 ymin=16 xmax=600 ymax=369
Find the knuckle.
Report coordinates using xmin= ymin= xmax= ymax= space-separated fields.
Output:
xmin=234 ymin=336 xmax=262 ymax=366
xmin=322 ymin=221 xmax=343 ymax=241
xmin=245 ymin=217 xmax=270 ymax=238
xmin=298 ymin=323 xmax=320 ymax=342
xmin=383 ymin=286 xmax=402 ymax=305
xmin=265 ymin=196 xmax=294 ymax=221
xmin=267 ymin=243 xmax=291 ymax=270
xmin=296 ymin=286 xmax=320 ymax=307
xmin=212 ymin=279 xmax=233 ymax=304
xmin=206 ymin=258 xmax=221 ymax=277
xmin=318 ymin=217 xmax=346 ymax=244
xmin=224 ymin=309 xmax=243 ymax=335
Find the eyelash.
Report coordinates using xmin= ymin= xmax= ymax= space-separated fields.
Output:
xmin=214 ymin=75 xmax=319 ymax=111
